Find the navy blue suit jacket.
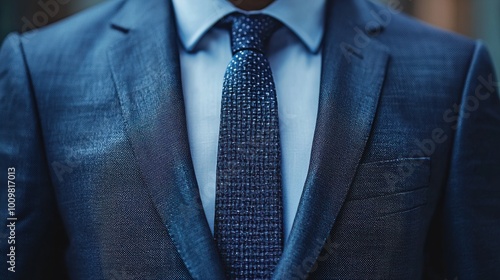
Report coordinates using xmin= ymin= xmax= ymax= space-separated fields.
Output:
xmin=1 ymin=0 xmax=500 ymax=279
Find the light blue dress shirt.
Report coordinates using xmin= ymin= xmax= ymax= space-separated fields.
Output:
xmin=171 ymin=0 xmax=325 ymax=243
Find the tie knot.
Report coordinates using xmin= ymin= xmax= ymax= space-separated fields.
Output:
xmin=221 ymin=13 xmax=281 ymax=54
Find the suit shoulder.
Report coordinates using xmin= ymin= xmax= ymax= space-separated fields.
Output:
xmin=16 ymin=0 xmax=126 ymax=53
xmin=364 ymin=0 xmax=476 ymax=55
xmin=358 ymin=1 xmax=484 ymax=97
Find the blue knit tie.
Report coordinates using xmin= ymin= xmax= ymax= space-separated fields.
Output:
xmin=214 ymin=13 xmax=284 ymax=280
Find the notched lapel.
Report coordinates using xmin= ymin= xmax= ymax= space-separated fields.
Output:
xmin=106 ymin=0 xmax=225 ymax=279
xmin=273 ymin=0 xmax=390 ymax=278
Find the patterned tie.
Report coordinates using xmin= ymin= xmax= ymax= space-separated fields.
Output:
xmin=214 ymin=13 xmax=284 ymax=280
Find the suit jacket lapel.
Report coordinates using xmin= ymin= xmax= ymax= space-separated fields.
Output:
xmin=106 ymin=0 xmax=225 ymax=279
xmin=273 ymin=0 xmax=390 ymax=278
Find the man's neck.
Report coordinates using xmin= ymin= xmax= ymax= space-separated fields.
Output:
xmin=229 ymin=0 xmax=274 ymax=11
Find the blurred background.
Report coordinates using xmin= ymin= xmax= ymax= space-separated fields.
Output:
xmin=1 ymin=0 xmax=499 ymax=73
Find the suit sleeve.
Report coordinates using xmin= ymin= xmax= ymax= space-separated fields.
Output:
xmin=433 ymin=41 xmax=500 ymax=279
xmin=0 ymin=34 xmax=68 ymax=279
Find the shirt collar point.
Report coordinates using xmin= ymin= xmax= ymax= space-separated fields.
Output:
xmin=308 ymin=34 xmax=324 ymax=54
xmin=291 ymin=27 xmax=323 ymax=54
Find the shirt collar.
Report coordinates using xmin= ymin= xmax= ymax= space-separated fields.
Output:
xmin=171 ymin=0 xmax=326 ymax=53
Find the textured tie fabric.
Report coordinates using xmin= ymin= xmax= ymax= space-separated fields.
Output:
xmin=214 ymin=13 xmax=284 ymax=280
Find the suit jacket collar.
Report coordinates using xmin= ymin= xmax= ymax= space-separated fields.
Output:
xmin=107 ymin=0 xmax=389 ymax=279
xmin=108 ymin=0 xmax=226 ymax=279
xmin=273 ymin=0 xmax=389 ymax=278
